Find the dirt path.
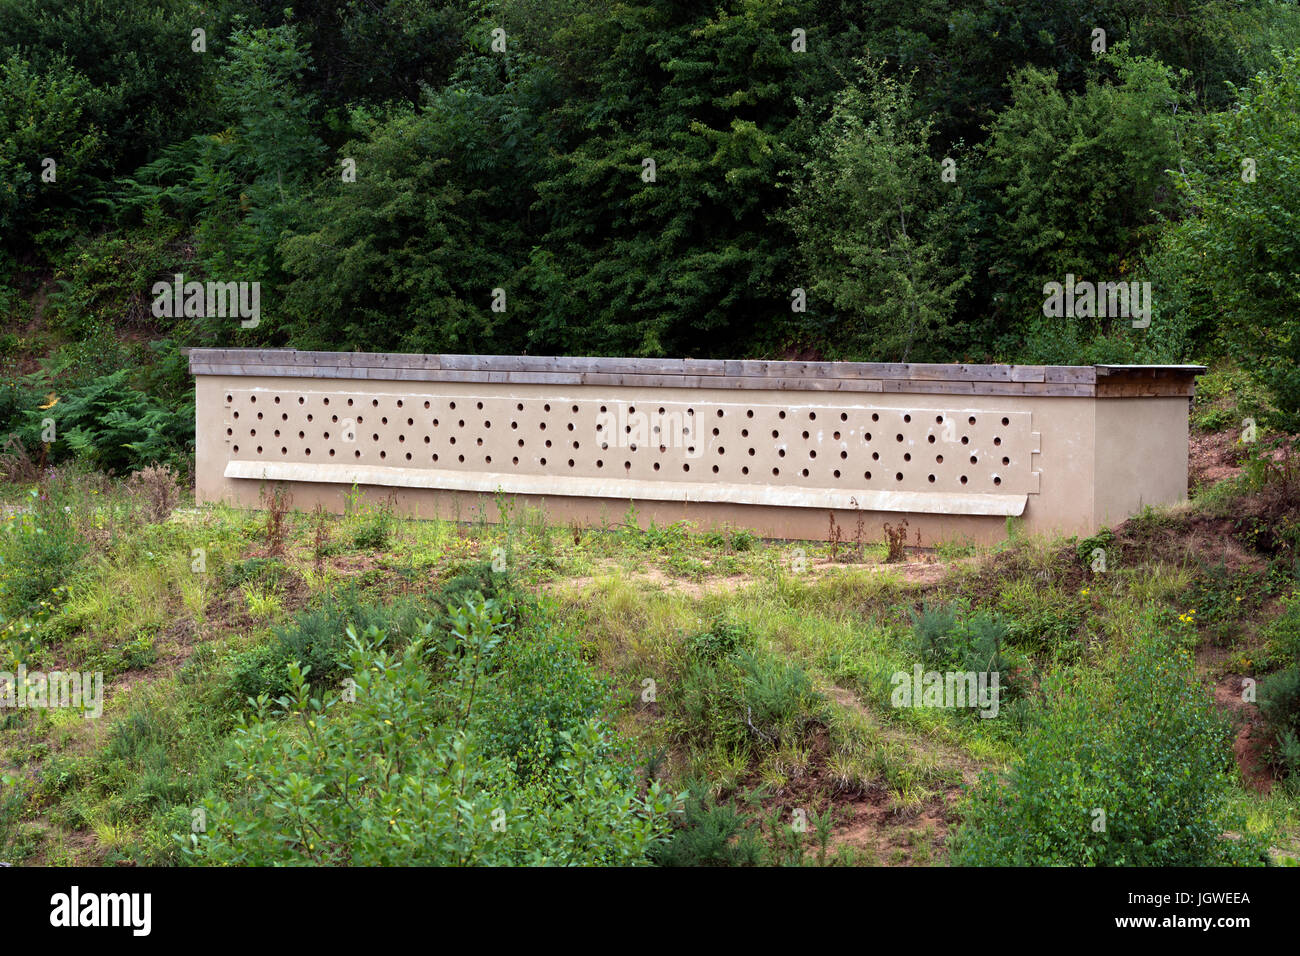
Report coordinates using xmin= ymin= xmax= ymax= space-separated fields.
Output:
xmin=805 ymin=684 xmax=990 ymax=864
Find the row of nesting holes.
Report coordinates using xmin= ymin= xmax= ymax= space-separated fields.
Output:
xmin=229 ymin=398 xmax=606 ymax=466
xmin=592 ymin=406 xmax=1013 ymax=485
xmin=225 ymin=394 xmax=1013 ymax=484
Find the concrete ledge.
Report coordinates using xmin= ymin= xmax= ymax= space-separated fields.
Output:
xmin=224 ymin=460 xmax=1029 ymax=516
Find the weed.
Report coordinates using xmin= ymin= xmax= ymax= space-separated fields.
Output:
xmin=260 ymin=485 xmax=291 ymax=557
xmin=884 ymin=520 xmax=909 ymax=563
xmin=311 ymin=503 xmax=331 ymax=568
xmin=125 ymin=463 xmax=181 ymax=524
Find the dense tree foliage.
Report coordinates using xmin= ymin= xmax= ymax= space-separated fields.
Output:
xmin=3 ymin=0 xmax=1300 ymax=431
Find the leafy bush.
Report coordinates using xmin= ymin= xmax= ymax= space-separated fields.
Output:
xmin=480 ymin=613 xmax=610 ymax=780
xmin=188 ymin=601 xmax=678 ymax=865
xmin=685 ymin=618 xmax=755 ymax=662
xmin=953 ymin=633 xmax=1269 ymax=866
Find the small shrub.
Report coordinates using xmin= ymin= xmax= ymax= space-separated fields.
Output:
xmin=121 ymin=632 xmax=158 ymax=670
xmin=230 ymin=588 xmax=426 ymax=702
xmin=651 ymin=785 xmax=765 ymax=866
xmin=685 ymin=618 xmax=755 ymax=661
xmin=311 ymin=503 xmax=330 ymax=567
xmin=480 ymin=620 xmax=608 ymax=780
xmin=351 ymin=499 xmax=395 ymax=551
xmin=668 ymin=647 xmax=822 ymax=755
xmin=436 ymin=560 xmax=515 ymax=616
xmin=1076 ymin=527 xmax=1116 ymax=570
xmin=0 ymin=436 xmax=43 ymax=483
xmin=998 ymin=581 xmax=1084 ymax=660
xmin=910 ymin=602 xmax=961 ymax=665
xmin=909 ymin=603 xmax=1030 ymax=706
xmin=188 ymin=604 xmax=678 ymax=865
xmin=0 ymin=773 xmax=40 ymax=863
xmin=730 ymin=529 xmax=756 ymax=552
xmin=0 ymin=488 xmax=85 ymax=621
xmin=1259 ymin=664 xmax=1300 ymax=774
xmin=1262 ymin=595 xmax=1300 ymax=667
xmin=952 ymin=633 xmax=1269 ymax=866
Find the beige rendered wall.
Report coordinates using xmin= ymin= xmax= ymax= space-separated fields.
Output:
xmin=1092 ymin=397 xmax=1190 ymax=529
xmin=192 ymin=373 xmax=1132 ymax=546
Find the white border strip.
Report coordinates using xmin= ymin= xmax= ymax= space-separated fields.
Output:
xmin=224 ymin=461 xmax=1027 ymax=517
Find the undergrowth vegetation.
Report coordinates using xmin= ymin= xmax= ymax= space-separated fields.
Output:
xmin=1 ymin=422 xmax=1299 ymax=866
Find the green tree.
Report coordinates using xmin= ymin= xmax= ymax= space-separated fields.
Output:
xmin=974 ymin=49 xmax=1190 ymax=349
xmin=278 ymin=43 xmax=554 ymax=354
xmin=0 ymin=0 xmax=221 ymax=175
xmin=785 ymin=63 xmax=970 ymax=361
xmin=196 ymin=22 xmax=325 ymax=309
xmin=0 ymin=55 xmax=105 ymax=251
xmin=526 ymin=0 xmax=824 ymax=356
xmin=1160 ymin=52 xmax=1300 ymax=429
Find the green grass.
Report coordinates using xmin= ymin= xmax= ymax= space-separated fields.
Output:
xmin=2 ymin=445 xmax=1299 ymax=866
